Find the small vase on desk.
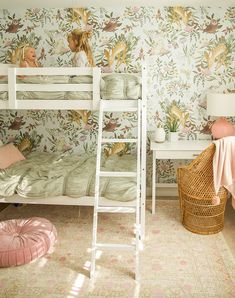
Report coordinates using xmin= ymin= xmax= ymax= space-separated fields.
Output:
xmin=168 ymin=131 xmax=178 ymax=142
xmin=154 ymin=128 xmax=166 ymax=143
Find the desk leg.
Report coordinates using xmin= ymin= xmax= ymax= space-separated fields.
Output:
xmin=152 ymin=151 xmax=156 ymax=214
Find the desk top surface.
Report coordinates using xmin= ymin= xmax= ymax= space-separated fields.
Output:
xmin=150 ymin=140 xmax=212 ymax=151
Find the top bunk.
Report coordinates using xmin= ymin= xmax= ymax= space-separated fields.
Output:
xmin=0 ymin=65 xmax=146 ymax=110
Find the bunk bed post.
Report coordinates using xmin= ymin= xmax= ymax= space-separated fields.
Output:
xmin=92 ymin=67 xmax=101 ymax=110
xmin=8 ymin=67 xmax=17 ymax=109
xmin=141 ymin=63 xmax=147 ymax=240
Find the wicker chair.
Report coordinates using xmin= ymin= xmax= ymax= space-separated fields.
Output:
xmin=177 ymin=143 xmax=228 ymax=235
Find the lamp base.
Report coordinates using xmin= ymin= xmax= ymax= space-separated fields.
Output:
xmin=211 ymin=117 xmax=235 ymax=139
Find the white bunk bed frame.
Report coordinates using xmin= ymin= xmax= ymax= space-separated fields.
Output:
xmin=0 ymin=65 xmax=147 ymax=238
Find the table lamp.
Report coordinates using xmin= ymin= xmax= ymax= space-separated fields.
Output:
xmin=207 ymin=93 xmax=235 ymax=139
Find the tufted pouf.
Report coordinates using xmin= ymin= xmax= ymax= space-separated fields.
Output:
xmin=0 ymin=217 xmax=57 ymax=267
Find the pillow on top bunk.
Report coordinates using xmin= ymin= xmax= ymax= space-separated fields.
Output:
xmin=100 ymin=73 xmax=141 ymax=100
xmin=0 ymin=143 xmax=25 ymax=169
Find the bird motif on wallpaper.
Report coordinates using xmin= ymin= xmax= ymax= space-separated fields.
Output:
xmin=103 ymin=119 xmax=121 ymax=132
xmin=104 ymin=142 xmax=126 ymax=157
xmin=104 ymin=41 xmax=127 ymax=69
xmin=171 ymin=7 xmax=192 ymax=25
xmin=204 ymin=43 xmax=228 ymax=69
xmin=102 ymin=18 xmax=121 ymax=32
xmin=17 ymin=137 xmax=32 ymax=152
xmin=169 ymin=104 xmax=189 ymax=127
xmin=72 ymin=8 xmax=91 ymax=25
xmin=203 ymin=15 xmax=222 ymax=33
xmin=5 ymin=14 xmax=23 ymax=33
xmin=8 ymin=117 xmax=25 ymax=130
xmin=69 ymin=110 xmax=91 ymax=125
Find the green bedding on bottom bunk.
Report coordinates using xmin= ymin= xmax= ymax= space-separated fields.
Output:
xmin=0 ymin=152 xmax=136 ymax=202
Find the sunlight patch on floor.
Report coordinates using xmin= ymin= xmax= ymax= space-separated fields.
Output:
xmin=83 ymin=260 xmax=91 ymax=270
xmin=96 ymin=250 xmax=103 ymax=259
xmin=67 ymin=260 xmax=91 ymax=297
xmin=37 ymin=257 xmax=48 ymax=268
xmin=134 ymin=283 xmax=140 ymax=298
xmin=67 ymin=273 xmax=86 ymax=297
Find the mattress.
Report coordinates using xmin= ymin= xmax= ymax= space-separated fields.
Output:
xmin=0 ymin=73 xmax=141 ymax=101
xmin=0 ymin=152 xmax=137 ymax=202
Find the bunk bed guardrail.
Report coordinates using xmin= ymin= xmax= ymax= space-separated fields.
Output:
xmin=0 ymin=66 xmax=101 ymax=110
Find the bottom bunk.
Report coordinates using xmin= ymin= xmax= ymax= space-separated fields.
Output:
xmin=0 ymin=150 xmax=137 ymax=204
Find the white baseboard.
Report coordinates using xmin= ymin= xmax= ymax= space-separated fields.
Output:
xmin=146 ymin=186 xmax=178 ymax=197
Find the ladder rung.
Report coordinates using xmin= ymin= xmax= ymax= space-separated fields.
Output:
xmin=96 ymin=243 xmax=135 ymax=250
xmin=97 ymin=206 xmax=136 ymax=213
xmin=101 ymin=138 xmax=137 ymax=143
xmin=99 ymin=171 xmax=136 ymax=177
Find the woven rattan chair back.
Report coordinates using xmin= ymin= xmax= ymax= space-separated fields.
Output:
xmin=177 ymin=144 xmax=228 ymax=235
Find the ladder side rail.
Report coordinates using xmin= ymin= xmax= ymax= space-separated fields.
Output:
xmin=135 ymin=98 xmax=141 ymax=281
xmin=140 ymin=63 xmax=147 ymax=240
xmin=91 ymin=99 xmax=103 ymax=277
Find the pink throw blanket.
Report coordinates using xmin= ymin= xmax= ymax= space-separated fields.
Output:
xmin=213 ymin=136 xmax=235 ymax=209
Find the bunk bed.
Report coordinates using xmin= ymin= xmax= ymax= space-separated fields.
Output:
xmin=0 ymin=65 xmax=147 ymax=238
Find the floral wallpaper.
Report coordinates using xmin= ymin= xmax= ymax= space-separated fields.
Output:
xmin=0 ymin=6 xmax=234 ymax=186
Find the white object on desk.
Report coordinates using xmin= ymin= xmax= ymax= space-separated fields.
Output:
xmin=150 ymin=140 xmax=211 ymax=214
xmin=154 ymin=128 xmax=166 ymax=143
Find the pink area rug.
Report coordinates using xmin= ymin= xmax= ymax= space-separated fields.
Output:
xmin=0 ymin=200 xmax=234 ymax=297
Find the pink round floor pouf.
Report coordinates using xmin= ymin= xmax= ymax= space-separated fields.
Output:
xmin=0 ymin=217 xmax=57 ymax=267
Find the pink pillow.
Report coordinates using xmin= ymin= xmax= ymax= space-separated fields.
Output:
xmin=0 ymin=217 xmax=57 ymax=267
xmin=0 ymin=143 xmax=25 ymax=169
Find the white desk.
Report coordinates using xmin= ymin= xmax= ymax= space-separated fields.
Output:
xmin=151 ymin=140 xmax=211 ymax=214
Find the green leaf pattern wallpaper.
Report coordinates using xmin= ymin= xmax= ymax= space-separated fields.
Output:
xmin=0 ymin=7 xmax=234 ymax=186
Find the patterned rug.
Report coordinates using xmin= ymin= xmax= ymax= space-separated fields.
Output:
xmin=0 ymin=201 xmax=234 ymax=298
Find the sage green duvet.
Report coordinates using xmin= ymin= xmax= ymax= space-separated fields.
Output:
xmin=0 ymin=152 xmax=137 ymax=202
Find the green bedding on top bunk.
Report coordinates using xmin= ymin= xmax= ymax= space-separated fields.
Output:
xmin=0 ymin=152 xmax=137 ymax=202
xmin=0 ymin=73 xmax=141 ymax=101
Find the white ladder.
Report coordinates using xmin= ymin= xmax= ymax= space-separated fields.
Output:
xmin=91 ymin=99 xmax=141 ymax=280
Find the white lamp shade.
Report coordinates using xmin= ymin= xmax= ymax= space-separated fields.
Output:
xmin=207 ymin=93 xmax=235 ymax=116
